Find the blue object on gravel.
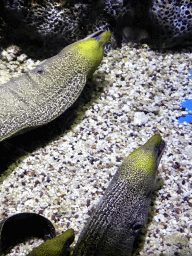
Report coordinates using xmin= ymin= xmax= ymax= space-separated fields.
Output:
xmin=178 ymin=69 xmax=192 ymax=124
xmin=178 ymin=98 xmax=192 ymax=123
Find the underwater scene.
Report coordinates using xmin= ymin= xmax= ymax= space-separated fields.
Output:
xmin=0 ymin=1 xmax=192 ymax=255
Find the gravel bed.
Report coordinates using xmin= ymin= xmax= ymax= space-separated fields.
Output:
xmin=0 ymin=42 xmax=192 ymax=256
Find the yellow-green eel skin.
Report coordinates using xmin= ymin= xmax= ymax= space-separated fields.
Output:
xmin=25 ymin=134 xmax=165 ymax=256
xmin=27 ymin=229 xmax=74 ymax=256
xmin=0 ymin=30 xmax=111 ymax=142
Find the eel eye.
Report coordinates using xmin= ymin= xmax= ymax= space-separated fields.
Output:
xmin=160 ymin=141 xmax=166 ymax=152
xmin=35 ymin=67 xmax=44 ymax=74
xmin=154 ymin=146 xmax=159 ymax=156
xmin=155 ymin=141 xmax=166 ymax=157
xmin=132 ymin=223 xmax=143 ymax=233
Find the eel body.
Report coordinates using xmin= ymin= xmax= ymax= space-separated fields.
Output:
xmin=73 ymin=134 xmax=166 ymax=256
xmin=27 ymin=229 xmax=74 ymax=256
xmin=0 ymin=30 xmax=111 ymax=141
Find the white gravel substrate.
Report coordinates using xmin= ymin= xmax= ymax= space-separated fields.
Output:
xmin=0 ymin=42 xmax=192 ymax=256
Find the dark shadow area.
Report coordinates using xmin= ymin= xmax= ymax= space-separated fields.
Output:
xmin=0 ymin=13 xmax=71 ymax=60
xmin=0 ymin=72 xmax=109 ymax=183
xmin=0 ymin=0 xmax=95 ymax=60
xmin=0 ymin=0 xmax=103 ymax=60
xmin=0 ymin=213 xmax=56 ymax=255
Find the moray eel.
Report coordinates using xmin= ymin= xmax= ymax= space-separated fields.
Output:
xmin=27 ymin=229 xmax=74 ymax=256
xmin=72 ymin=134 xmax=166 ymax=256
xmin=0 ymin=30 xmax=111 ymax=142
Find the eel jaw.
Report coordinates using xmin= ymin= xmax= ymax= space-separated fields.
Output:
xmin=80 ymin=30 xmax=105 ymax=41
xmin=157 ymin=140 xmax=166 ymax=167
